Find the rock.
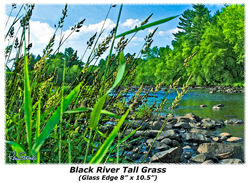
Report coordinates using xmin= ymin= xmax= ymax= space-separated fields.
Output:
xmin=99 ymin=125 xmax=114 ymax=133
xmin=197 ymin=143 xmax=244 ymax=161
xmin=176 ymin=116 xmax=191 ymax=123
xmin=154 ymin=145 xmax=171 ymax=151
xmin=209 ymin=88 xmax=217 ymax=93
xmin=172 ymin=140 xmax=180 ymax=147
xmin=182 ymin=151 xmax=192 ymax=159
xmin=147 ymin=130 xmax=160 ymax=137
xmin=150 ymin=147 xmax=183 ymax=163
xmin=190 ymin=152 xmax=219 ymax=163
xmin=152 ymin=121 xmax=162 ymax=130
xmin=201 ymin=118 xmax=217 ymax=129
xmin=183 ymin=145 xmax=192 ymax=150
xmin=146 ymin=138 xmax=154 ymax=145
xmin=212 ymin=106 xmax=222 ymax=110
xmin=213 ymin=137 xmax=220 ymax=142
xmin=200 ymin=104 xmax=207 ymax=107
xmin=146 ymin=139 xmax=170 ymax=150
xmin=123 ymin=129 xmax=148 ymax=138
xmin=166 ymin=118 xmax=178 ymax=125
xmin=184 ymin=132 xmax=212 ymax=144
xmin=161 ymin=138 xmax=173 ymax=145
xmin=167 ymin=114 xmax=174 ymax=119
xmin=226 ymin=137 xmax=242 ymax=143
xmin=184 ymin=113 xmax=203 ymax=122
xmin=220 ymin=159 xmax=242 ymax=164
xmin=173 ymin=122 xmax=191 ymax=129
xmin=124 ymin=120 xmax=149 ymax=130
xmin=202 ymin=160 xmax=215 ymax=164
xmin=214 ymin=104 xmax=225 ymax=107
xmin=224 ymin=118 xmax=244 ymax=125
xmin=189 ymin=128 xmax=215 ymax=136
xmin=157 ymin=130 xmax=179 ymax=140
xmin=218 ymin=132 xmax=231 ymax=140
xmin=200 ymin=118 xmax=223 ymax=129
xmin=157 ymin=115 xmax=166 ymax=121
xmin=152 ymin=121 xmax=171 ymax=130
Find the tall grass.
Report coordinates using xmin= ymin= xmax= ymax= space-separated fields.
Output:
xmin=5 ymin=3 xmax=181 ymax=164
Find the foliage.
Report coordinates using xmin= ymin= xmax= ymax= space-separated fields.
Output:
xmin=134 ymin=4 xmax=244 ymax=87
xmin=5 ymin=3 xmax=178 ymax=164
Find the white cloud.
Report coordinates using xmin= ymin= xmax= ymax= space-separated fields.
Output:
xmin=157 ymin=28 xmax=182 ymax=37
xmin=158 ymin=31 xmax=165 ymax=36
xmin=167 ymin=27 xmax=182 ymax=34
xmin=131 ymin=37 xmax=144 ymax=42
xmin=121 ymin=19 xmax=140 ymax=28
xmin=148 ymin=28 xmax=154 ymax=33
xmin=30 ymin=20 xmax=55 ymax=44
xmin=81 ymin=18 xmax=115 ymax=33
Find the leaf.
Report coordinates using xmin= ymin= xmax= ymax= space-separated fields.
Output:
xmin=120 ymin=126 xmax=141 ymax=143
xmin=89 ymin=108 xmax=130 ymax=164
xmin=66 ymin=107 xmax=123 ymax=120
xmin=89 ymin=51 xmax=126 ymax=130
xmin=115 ymin=15 xmax=179 ymax=38
xmin=89 ymin=94 xmax=107 ymax=130
xmin=6 ymin=141 xmax=31 ymax=164
xmin=31 ymin=82 xmax=82 ymax=156
xmin=23 ymin=28 xmax=32 ymax=156
xmin=105 ymin=51 xmax=126 ymax=95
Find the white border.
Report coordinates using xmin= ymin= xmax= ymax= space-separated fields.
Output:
xmin=1 ymin=1 xmax=249 ymax=183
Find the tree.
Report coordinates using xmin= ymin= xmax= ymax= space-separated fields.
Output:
xmin=217 ymin=4 xmax=244 ymax=64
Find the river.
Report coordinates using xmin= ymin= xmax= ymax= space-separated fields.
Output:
xmin=125 ymin=88 xmax=244 ymax=139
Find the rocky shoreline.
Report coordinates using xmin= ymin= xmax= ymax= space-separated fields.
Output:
xmin=100 ymin=112 xmax=244 ymax=164
xmin=126 ymin=85 xmax=244 ymax=94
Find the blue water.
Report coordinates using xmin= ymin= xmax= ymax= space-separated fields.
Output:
xmin=124 ymin=89 xmax=245 ymax=139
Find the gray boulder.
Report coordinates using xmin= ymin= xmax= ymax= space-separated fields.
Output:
xmin=224 ymin=118 xmax=244 ymax=125
xmin=157 ymin=130 xmax=179 ymax=140
xmin=184 ymin=132 xmax=212 ymax=144
xmin=161 ymin=138 xmax=173 ymax=145
xmin=197 ymin=143 xmax=244 ymax=161
xmin=173 ymin=122 xmax=191 ymax=129
xmin=220 ymin=159 xmax=242 ymax=164
xmin=150 ymin=147 xmax=183 ymax=163
xmin=189 ymin=152 xmax=219 ymax=163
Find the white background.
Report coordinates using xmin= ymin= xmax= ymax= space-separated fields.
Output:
xmin=1 ymin=0 xmax=249 ymax=183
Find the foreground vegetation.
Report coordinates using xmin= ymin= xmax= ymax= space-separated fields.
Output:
xmin=5 ymin=3 xmax=183 ymax=164
xmin=5 ymin=3 xmax=244 ymax=164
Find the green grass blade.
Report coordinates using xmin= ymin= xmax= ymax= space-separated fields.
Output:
xmin=31 ymin=82 xmax=82 ymax=155
xmin=6 ymin=141 xmax=30 ymax=164
xmin=82 ymin=136 xmax=98 ymax=149
xmin=35 ymin=98 xmax=41 ymax=163
xmin=115 ymin=15 xmax=179 ymax=38
xmin=23 ymin=28 xmax=33 ymax=157
xmin=99 ymin=4 xmax=123 ymax=96
xmin=105 ymin=51 xmax=126 ymax=95
xmin=68 ymin=137 xmax=71 ymax=163
xmin=89 ymin=108 xmax=130 ymax=164
xmin=89 ymin=94 xmax=107 ymax=130
xmin=66 ymin=107 xmax=123 ymax=120
xmin=120 ymin=126 xmax=141 ymax=143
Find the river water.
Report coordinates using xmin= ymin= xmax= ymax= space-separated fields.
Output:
xmin=126 ymin=89 xmax=245 ymax=139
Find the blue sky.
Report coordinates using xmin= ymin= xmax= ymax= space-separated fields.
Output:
xmin=4 ymin=3 xmax=225 ymax=64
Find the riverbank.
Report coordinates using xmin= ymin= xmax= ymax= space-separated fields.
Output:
xmin=126 ymin=85 xmax=244 ymax=94
xmin=100 ymin=112 xmax=244 ymax=164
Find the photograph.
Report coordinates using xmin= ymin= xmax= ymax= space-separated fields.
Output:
xmin=2 ymin=0 xmax=247 ymax=182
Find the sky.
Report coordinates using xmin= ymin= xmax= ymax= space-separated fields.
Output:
xmin=1 ymin=1 xmax=250 ymax=182
xmin=3 ymin=2 xmax=225 ymax=65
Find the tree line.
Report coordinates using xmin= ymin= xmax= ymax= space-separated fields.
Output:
xmin=14 ymin=4 xmax=244 ymax=87
xmin=134 ymin=4 xmax=244 ymax=86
